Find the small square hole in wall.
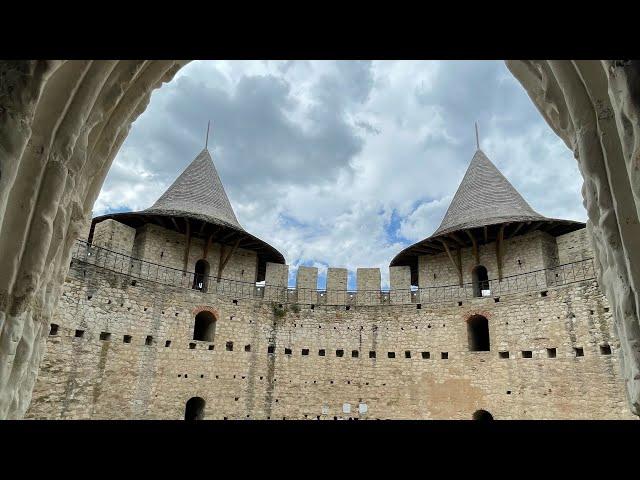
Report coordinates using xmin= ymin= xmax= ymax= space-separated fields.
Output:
xmin=319 ymin=349 xmax=326 ymax=356
xmin=345 ymin=305 xmax=350 ymax=311
xmin=352 ymin=350 xmax=359 ymax=358
xmin=75 ymin=329 xmax=85 ymax=338
xmin=494 ymin=297 xmax=500 ymax=303
xmin=145 ymin=336 xmax=153 ymax=346
xmin=421 ymin=352 xmax=430 ymax=359
xmin=499 ymin=351 xmax=509 ymax=359
xmin=575 ymin=347 xmax=584 ymax=357
xmin=208 ymin=345 xmax=214 ymax=350
xmin=369 ymin=351 xmax=376 ymax=358
xmin=416 ymin=304 xmax=422 ymax=309
xmin=547 ymin=348 xmax=557 ymax=358
xmin=130 ymin=280 xmax=136 ymax=286
xmin=540 ymin=290 xmax=548 ymax=297
xmin=268 ymin=345 xmax=275 ymax=354
xmin=336 ymin=349 xmax=344 ymax=357
xmin=189 ymin=343 xmax=196 ymax=349
xmin=441 ymin=352 xmax=449 ymax=360
xmin=388 ymin=352 xmax=395 ymax=359
xmin=285 ymin=348 xmax=292 ymax=355
xmin=458 ymin=301 xmax=463 ymax=306
xmin=604 ymin=307 xmax=610 ymax=313
xmin=522 ymin=350 xmax=533 ymax=358
xmin=405 ymin=351 xmax=411 ymax=359
xmin=49 ymin=324 xmax=59 ymax=336
xmin=244 ymin=344 xmax=251 ymax=352
xmin=226 ymin=341 xmax=233 ymax=351
xmin=232 ymin=299 xmax=238 ymax=305
xmin=506 ymin=390 xmax=512 ymax=395
xmin=310 ymin=304 xmax=315 ymax=310
xmin=123 ymin=335 xmax=132 ymax=344
xmin=600 ymin=345 xmax=612 ymax=355
xmin=302 ymin=348 xmax=309 ymax=356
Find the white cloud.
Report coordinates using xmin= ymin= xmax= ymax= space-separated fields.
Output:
xmin=96 ymin=60 xmax=584 ymax=288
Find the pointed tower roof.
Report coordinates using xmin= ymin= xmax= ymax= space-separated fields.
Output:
xmin=390 ymin=149 xmax=584 ymax=282
xmin=144 ymin=149 xmax=242 ymax=230
xmin=92 ymin=148 xmax=285 ymax=279
xmin=432 ymin=149 xmax=545 ymax=236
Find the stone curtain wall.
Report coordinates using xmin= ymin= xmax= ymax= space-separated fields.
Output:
xmin=0 ymin=60 xmax=188 ymax=418
xmin=506 ymin=61 xmax=640 ymax=414
xmin=26 ymin=257 xmax=633 ymax=419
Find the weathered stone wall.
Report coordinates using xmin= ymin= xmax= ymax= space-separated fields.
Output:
xmin=418 ymin=231 xmax=560 ymax=289
xmin=131 ymin=223 xmax=258 ymax=283
xmin=92 ymin=219 xmax=136 ymax=255
xmin=557 ymin=229 xmax=594 ymax=265
xmin=26 ymin=236 xmax=634 ymax=420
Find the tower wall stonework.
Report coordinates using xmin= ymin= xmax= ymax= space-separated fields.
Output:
xmin=418 ymin=230 xmax=567 ymax=289
xmin=92 ymin=219 xmax=136 ymax=255
xmin=130 ymin=223 xmax=258 ymax=283
xmin=557 ymin=228 xmax=594 ymax=265
xmin=25 ymin=247 xmax=634 ymax=420
xmin=390 ymin=266 xmax=412 ymax=304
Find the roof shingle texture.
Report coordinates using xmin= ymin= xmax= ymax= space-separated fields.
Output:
xmin=432 ymin=149 xmax=547 ymax=236
xmin=144 ymin=149 xmax=243 ymax=230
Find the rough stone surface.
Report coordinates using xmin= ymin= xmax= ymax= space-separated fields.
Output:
xmin=25 ymin=223 xmax=635 ymax=419
xmin=506 ymin=60 xmax=640 ymax=414
xmin=0 ymin=60 xmax=188 ymax=418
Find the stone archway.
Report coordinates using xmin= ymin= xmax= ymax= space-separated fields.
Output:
xmin=0 ymin=60 xmax=639 ymax=418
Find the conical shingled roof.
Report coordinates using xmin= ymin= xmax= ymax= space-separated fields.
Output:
xmin=91 ymin=148 xmax=285 ymax=277
xmin=390 ymin=149 xmax=584 ymax=281
xmin=432 ymin=149 xmax=545 ymax=236
xmin=143 ymin=149 xmax=242 ymax=230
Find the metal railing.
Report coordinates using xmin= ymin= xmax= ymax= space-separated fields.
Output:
xmin=70 ymin=240 xmax=597 ymax=306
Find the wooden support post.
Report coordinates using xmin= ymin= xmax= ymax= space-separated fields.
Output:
xmin=456 ymin=246 xmax=463 ymax=287
xmin=496 ymin=224 xmax=505 ymax=281
xmin=183 ymin=219 xmax=191 ymax=273
xmin=441 ymin=240 xmax=462 ymax=287
xmin=203 ymin=233 xmax=213 ymax=259
xmin=216 ymin=238 xmax=241 ymax=281
xmin=508 ymin=221 xmax=526 ymax=239
xmin=464 ymin=229 xmax=479 ymax=265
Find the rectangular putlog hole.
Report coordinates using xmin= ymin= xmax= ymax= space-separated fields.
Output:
xmin=547 ymin=348 xmax=556 ymax=358
xmin=49 ymin=324 xmax=59 ymax=336
xmin=499 ymin=351 xmax=509 ymax=359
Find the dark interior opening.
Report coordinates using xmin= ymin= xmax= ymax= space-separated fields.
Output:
xmin=472 ymin=265 xmax=489 ymax=297
xmin=193 ymin=311 xmax=216 ymax=342
xmin=467 ymin=315 xmax=490 ymax=351
xmin=184 ymin=396 xmax=206 ymax=421
xmin=192 ymin=259 xmax=210 ymax=292
xmin=472 ymin=409 xmax=493 ymax=421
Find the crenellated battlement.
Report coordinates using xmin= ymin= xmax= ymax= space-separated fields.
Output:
xmin=71 ymin=239 xmax=597 ymax=307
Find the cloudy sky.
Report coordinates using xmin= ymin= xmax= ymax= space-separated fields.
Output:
xmin=96 ymin=60 xmax=586 ymax=288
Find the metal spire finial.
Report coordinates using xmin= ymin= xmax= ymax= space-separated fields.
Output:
xmin=205 ymin=120 xmax=211 ymax=149
xmin=475 ymin=122 xmax=480 ymax=150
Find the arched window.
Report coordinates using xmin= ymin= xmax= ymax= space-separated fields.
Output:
xmin=185 ymin=397 xmax=205 ymax=420
xmin=472 ymin=265 xmax=489 ymax=297
xmin=192 ymin=259 xmax=210 ymax=292
xmin=467 ymin=314 xmax=490 ymax=351
xmin=193 ymin=311 xmax=216 ymax=342
xmin=472 ymin=409 xmax=493 ymax=420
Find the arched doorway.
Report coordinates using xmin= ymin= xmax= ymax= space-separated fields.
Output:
xmin=185 ymin=397 xmax=205 ymax=420
xmin=472 ymin=265 xmax=489 ymax=297
xmin=193 ymin=311 xmax=216 ymax=342
xmin=192 ymin=259 xmax=210 ymax=292
xmin=472 ymin=409 xmax=493 ymax=420
xmin=467 ymin=314 xmax=490 ymax=351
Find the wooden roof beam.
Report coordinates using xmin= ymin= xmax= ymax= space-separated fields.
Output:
xmin=464 ymin=229 xmax=479 ymax=265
